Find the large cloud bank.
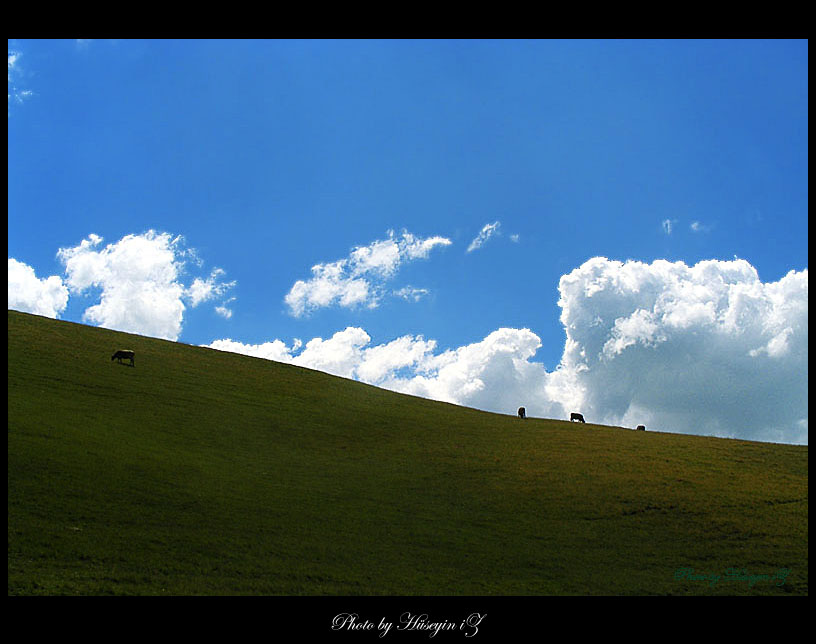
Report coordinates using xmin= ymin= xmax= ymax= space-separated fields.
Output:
xmin=210 ymin=257 xmax=807 ymax=445
xmin=9 ymin=231 xmax=235 ymax=341
xmin=556 ymin=258 xmax=807 ymax=444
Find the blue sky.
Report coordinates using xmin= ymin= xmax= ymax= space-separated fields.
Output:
xmin=8 ymin=39 xmax=808 ymax=444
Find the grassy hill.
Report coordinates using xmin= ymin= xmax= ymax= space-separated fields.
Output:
xmin=7 ymin=310 xmax=808 ymax=595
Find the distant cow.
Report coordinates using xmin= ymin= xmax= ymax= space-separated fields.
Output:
xmin=518 ymin=407 xmax=526 ymax=419
xmin=636 ymin=425 xmax=646 ymax=431
xmin=570 ymin=412 xmax=585 ymax=423
xmin=111 ymin=350 xmax=135 ymax=366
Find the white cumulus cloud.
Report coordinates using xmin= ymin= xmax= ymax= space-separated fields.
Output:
xmin=555 ymin=257 xmax=808 ymax=444
xmin=8 ymin=258 xmax=70 ymax=318
xmin=207 ymin=337 xmax=295 ymax=363
xmin=208 ymin=327 xmax=372 ymax=380
xmin=56 ymin=231 xmax=235 ymax=341
xmin=205 ymin=326 xmax=563 ymax=418
xmin=284 ymin=230 xmax=451 ymax=317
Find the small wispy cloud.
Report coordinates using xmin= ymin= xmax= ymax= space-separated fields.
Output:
xmin=467 ymin=221 xmax=501 ymax=252
xmin=8 ymin=50 xmax=20 ymax=77
xmin=8 ymin=49 xmax=33 ymax=113
xmin=186 ymin=268 xmax=236 ymax=307
xmin=394 ymin=286 xmax=430 ymax=302
xmin=661 ymin=219 xmax=677 ymax=235
xmin=215 ymin=297 xmax=236 ymax=319
xmin=690 ymin=221 xmax=712 ymax=233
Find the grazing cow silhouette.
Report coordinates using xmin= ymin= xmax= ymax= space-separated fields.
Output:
xmin=111 ymin=350 xmax=135 ymax=366
xmin=570 ymin=412 xmax=585 ymax=423
xmin=518 ymin=407 xmax=526 ymax=419
xmin=636 ymin=425 xmax=646 ymax=431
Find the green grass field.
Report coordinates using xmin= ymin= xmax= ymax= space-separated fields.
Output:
xmin=7 ymin=310 xmax=808 ymax=595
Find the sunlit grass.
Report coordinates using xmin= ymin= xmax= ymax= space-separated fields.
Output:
xmin=8 ymin=310 xmax=808 ymax=595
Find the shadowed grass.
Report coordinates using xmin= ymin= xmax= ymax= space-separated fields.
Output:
xmin=8 ymin=310 xmax=808 ymax=595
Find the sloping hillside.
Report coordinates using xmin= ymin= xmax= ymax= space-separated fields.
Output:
xmin=7 ymin=310 xmax=808 ymax=595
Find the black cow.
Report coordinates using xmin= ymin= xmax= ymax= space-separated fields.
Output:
xmin=636 ymin=425 xmax=646 ymax=431
xmin=518 ymin=407 xmax=526 ymax=419
xmin=111 ymin=349 xmax=135 ymax=366
xmin=570 ymin=412 xmax=585 ymax=423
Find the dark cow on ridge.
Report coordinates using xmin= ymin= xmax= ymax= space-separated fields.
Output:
xmin=636 ymin=425 xmax=646 ymax=431
xmin=518 ymin=407 xmax=526 ymax=419
xmin=111 ymin=349 xmax=135 ymax=366
xmin=570 ymin=412 xmax=585 ymax=423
